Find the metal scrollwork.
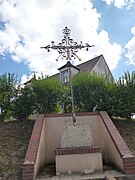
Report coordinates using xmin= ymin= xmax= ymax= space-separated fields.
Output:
xmin=40 ymin=26 xmax=94 ymax=61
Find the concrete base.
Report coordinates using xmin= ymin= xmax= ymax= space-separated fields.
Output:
xmin=56 ymin=153 xmax=103 ymax=174
xmin=57 ymin=125 xmax=101 ymax=175
xmin=36 ymin=163 xmax=135 ymax=180
xmin=61 ymin=125 xmax=94 ymax=148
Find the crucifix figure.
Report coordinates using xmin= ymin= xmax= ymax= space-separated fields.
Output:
xmin=40 ymin=26 xmax=94 ymax=125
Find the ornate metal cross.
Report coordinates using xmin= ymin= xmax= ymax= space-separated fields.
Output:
xmin=41 ymin=26 xmax=94 ymax=125
xmin=40 ymin=26 xmax=94 ymax=61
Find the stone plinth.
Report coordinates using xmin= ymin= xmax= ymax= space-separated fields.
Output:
xmin=55 ymin=124 xmax=103 ymax=175
xmin=55 ymin=147 xmax=103 ymax=174
xmin=61 ymin=125 xmax=94 ymax=148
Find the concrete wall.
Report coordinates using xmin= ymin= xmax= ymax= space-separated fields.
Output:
xmin=44 ymin=113 xmax=123 ymax=169
xmin=44 ymin=114 xmax=100 ymax=164
xmin=34 ymin=118 xmax=46 ymax=178
xmin=99 ymin=111 xmax=135 ymax=174
xmin=22 ymin=114 xmax=45 ymax=180
xmin=99 ymin=116 xmax=123 ymax=169
xmin=56 ymin=153 xmax=103 ymax=173
xmin=22 ymin=112 xmax=135 ymax=179
xmin=44 ymin=112 xmax=133 ymax=173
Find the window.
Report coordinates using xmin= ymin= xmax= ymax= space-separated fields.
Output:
xmin=61 ymin=70 xmax=69 ymax=83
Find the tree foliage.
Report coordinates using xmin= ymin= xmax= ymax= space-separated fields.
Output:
xmin=32 ymin=77 xmax=61 ymax=114
xmin=60 ymin=85 xmax=72 ymax=113
xmin=72 ymin=71 xmax=114 ymax=113
xmin=0 ymin=73 xmax=17 ymax=120
xmin=11 ymin=86 xmax=36 ymax=121
xmin=72 ymin=71 xmax=135 ymax=119
xmin=1 ymin=70 xmax=135 ymax=121
xmin=112 ymin=71 xmax=135 ymax=118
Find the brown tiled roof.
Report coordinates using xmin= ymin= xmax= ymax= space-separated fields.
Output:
xmin=76 ymin=55 xmax=102 ymax=73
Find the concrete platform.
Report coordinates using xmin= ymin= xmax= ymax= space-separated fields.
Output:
xmin=36 ymin=164 xmax=135 ymax=180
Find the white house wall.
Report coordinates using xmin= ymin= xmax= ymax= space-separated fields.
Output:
xmin=91 ymin=56 xmax=113 ymax=82
xmin=70 ymin=67 xmax=79 ymax=76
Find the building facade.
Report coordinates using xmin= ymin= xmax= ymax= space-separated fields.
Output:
xmin=52 ymin=54 xmax=114 ymax=83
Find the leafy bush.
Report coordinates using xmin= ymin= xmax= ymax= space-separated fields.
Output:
xmin=32 ymin=77 xmax=61 ymax=114
xmin=0 ymin=73 xmax=17 ymax=120
xmin=72 ymin=71 xmax=114 ymax=113
xmin=11 ymin=86 xmax=36 ymax=121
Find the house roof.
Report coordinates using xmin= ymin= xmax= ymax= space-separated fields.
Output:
xmin=58 ymin=61 xmax=80 ymax=71
xmin=24 ymin=54 xmax=113 ymax=84
xmin=76 ymin=54 xmax=102 ymax=73
xmin=50 ymin=72 xmax=59 ymax=79
xmin=51 ymin=54 xmax=103 ymax=79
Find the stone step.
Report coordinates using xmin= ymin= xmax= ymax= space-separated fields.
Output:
xmin=36 ymin=174 xmax=105 ymax=180
xmin=36 ymin=174 xmax=135 ymax=180
xmin=36 ymin=164 xmax=135 ymax=180
xmin=105 ymin=174 xmax=116 ymax=180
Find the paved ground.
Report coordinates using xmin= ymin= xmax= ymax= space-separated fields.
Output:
xmin=36 ymin=164 xmax=133 ymax=180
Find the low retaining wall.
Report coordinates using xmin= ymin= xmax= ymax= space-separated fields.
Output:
xmin=123 ymin=155 xmax=135 ymax=174
xmin=44 ymin=112 xmax=100 ymax=164
xmin=22 ymin=114 xmax=45 ymax=180
xmin=100 ymin=111 xmax=135 ymax=174
xmin=22 ymin=111 xmax=135 ymax=179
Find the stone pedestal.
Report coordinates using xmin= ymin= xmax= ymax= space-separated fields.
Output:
xmin=55 ymin=124 xmax=103 ymax=174
xmin=61 ymin=125 xmax=94 ymax=148
xmin=55 ymin=147 xmax=103 ymax=174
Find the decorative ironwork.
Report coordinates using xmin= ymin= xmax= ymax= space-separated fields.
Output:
xmin=41 ymin=27 xmax=94 ymax=126
xmin=40 ymin=26 xmax=94 ymax=61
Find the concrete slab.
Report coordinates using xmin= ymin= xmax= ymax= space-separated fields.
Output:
xmin=61 ymin=125 xmax=94 ymax=148
xmin=36 ymin=164 xmax=135 ymax=180
xmin=36 ymin=174 xmax=105 ymax=180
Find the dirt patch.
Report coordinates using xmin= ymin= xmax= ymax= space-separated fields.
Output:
xmin=113 ymin=118 xmax=135 ymax=155
xmin=0 ymin=120 xmax=34 ymax=180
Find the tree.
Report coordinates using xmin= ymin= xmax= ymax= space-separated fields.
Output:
xmin=112 ymin=72 xmax=135 ymax=119
xmin=11 ymin=85 xmax=36 ymax=121
xmin=0 ymin=73 xmax=17 ymax=120
xmin=32 ymin=77 xmax=61 ymax=114
xmin=72 ymin=71 xmax=114 ymax=113
xmin=60 ymin=85 xmax=72 ymax=113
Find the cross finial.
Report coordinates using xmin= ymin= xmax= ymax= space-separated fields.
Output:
xmin=40 ymin=26 xmax=94 ymax=62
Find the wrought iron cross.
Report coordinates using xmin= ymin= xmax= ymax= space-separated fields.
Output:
xmin=40 ymin=26 xmax=94 ymax=61
xmin=40 ymin=26 xmax=94 ymax=125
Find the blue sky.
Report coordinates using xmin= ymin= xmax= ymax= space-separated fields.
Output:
xmin=0 ymin=0 xmax=135 ymax=83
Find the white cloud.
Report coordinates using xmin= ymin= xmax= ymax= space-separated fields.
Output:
xmin=125 ymin=25 xmax=135 ymax=66
xmin=20 ymin=74 xmax=30 ymax=86
xmin=131 ymin=26 xmax=135 ymax=35
xmin=103 ymin=0 xmax=135 ymax=8
xmin=0 ymin=0 xmax=122 ymax=77
xmin=103 ymin=0 xmax=114 ymax=5
xmin=93 ymin=30 xmax=122 ymax=69
xmin=20 ymin=72 xmax=48 ymax=86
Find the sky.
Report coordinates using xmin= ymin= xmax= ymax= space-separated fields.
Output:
xmin=0 ymin=0 xmax=135 ymax=83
